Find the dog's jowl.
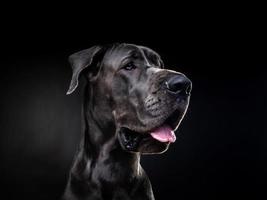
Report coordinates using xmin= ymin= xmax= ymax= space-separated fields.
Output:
xmin=62 ymin=43 xmax=192 ymax=200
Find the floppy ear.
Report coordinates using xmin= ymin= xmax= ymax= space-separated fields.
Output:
xmin=66 ymin=46 xmax=102 ymax=95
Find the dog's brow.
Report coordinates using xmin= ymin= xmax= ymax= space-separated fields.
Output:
xmin=120 ymin=50 xmax=150 ymax=65
xmin=120 ymin=55 xmax=132 ymax=63
xmin=138 ymin=47 xmax=151 ymax=67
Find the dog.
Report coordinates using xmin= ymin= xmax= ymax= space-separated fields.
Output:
xmin=62 ymin=43 xmax=192 ymax=200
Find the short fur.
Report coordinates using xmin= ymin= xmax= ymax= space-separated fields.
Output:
xmin=62 ymin=43 xmax=192 ymax=200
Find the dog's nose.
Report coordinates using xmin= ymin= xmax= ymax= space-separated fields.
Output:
xmin=165 ymin=75 xmax=192 ymax=95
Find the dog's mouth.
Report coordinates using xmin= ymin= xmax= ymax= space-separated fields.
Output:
xmin=118 ymin=109 xmax=182 ymax=153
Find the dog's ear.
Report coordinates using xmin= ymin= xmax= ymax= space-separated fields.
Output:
xmin=66 ymin=46 xmax=102 ymax=95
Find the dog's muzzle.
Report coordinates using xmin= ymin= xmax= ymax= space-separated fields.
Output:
xmin=117 ymin=73 xmax=192 ymax=154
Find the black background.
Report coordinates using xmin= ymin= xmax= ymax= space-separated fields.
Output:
xmin=0 ymin=5 xmax=266 ymax=200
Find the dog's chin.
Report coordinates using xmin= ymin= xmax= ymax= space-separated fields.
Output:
xmin=117 ymin=108 xmax=184 ymax=154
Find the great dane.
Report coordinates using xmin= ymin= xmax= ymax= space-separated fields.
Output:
xmin=62 ymin=43 xmax=192 ymax=200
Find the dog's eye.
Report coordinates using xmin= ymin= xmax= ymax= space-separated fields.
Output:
xmin=123 ymin=62 xmax=137 ymax=71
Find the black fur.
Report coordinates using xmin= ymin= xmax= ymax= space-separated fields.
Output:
xmin=62 ymin=43 xmax=192 ymax=200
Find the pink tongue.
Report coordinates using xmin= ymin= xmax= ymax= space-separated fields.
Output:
xmin=150 ymin=125 xmax=176 ymax=143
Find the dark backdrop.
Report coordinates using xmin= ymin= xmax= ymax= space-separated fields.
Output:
xmin=0 ymin=9 xmax=266 ymax=200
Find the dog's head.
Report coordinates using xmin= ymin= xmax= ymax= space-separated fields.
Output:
xmin=67 ymin=43 xmax=192 ymax=154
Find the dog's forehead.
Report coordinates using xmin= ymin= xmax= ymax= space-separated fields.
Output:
xmin=102 ymin=44 xmax=161 ymax=69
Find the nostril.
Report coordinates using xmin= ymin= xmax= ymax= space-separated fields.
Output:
xmin=166 ymin=81 xmax=183 ymax=92
xmin=185 ymin=82 xmax=192 ymax=95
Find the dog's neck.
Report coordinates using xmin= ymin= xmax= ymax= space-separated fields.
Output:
xmin=67 ymin=88 xmax=155 ymax=199
xmin=80 ymin=100 xmax=142 ymax=180
xmin=72 ymin=87 xmax=144 ymax=183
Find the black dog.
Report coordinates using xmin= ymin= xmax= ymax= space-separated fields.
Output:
xmin=62 ymin=43 xmax=192 ymax=200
